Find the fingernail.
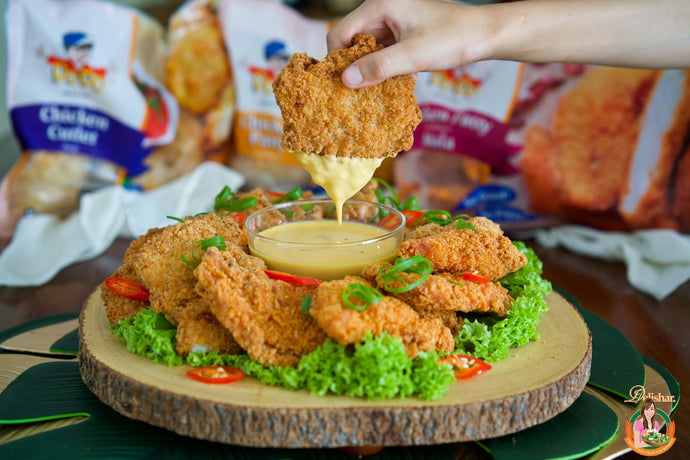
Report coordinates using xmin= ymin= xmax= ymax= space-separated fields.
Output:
xmin=343 ymin=65 xmax=363 ymax=87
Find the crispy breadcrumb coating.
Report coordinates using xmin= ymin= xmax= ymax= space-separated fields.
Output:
xmin=309 ymin=276 xmax=454 ymax=357
xmin=398 ymin=217 xmax=527 ymax=280
xmin=272 ymin=34 xmax=422 ymax=159
xmin=195 ymin=247 xmax=326 ymax=367
xmin=101 ymin=264 xmax=148 ymax=325
xmin=361 ymin=262 xmax=513 ymax=317
xmin=130 ymin=213 xmax=247 ymax=355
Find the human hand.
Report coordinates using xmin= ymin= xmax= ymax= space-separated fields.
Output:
xmin=326 ymin=0 xmax=487 ymax=88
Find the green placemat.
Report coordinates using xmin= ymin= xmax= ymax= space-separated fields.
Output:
xmin=643 ymin=355 xmax=681 ymax=414
xmin=0 ymin=314 xmax=79 ymax=345
xmin=0 ymin=361 xmax=454 ymax=459
xmin=49 ymin=329 xmax=79 ymax=355
xmin=555 ymin=287 xmax=646 ymax=399
xmin=477 ymin=391 xmax=619 ymax=460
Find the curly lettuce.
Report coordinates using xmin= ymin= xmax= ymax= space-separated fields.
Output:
xmin=110 ymin=240 xmax=551 ymax=399
xmin=110 ymin=308 xmax=184 ymax=366
xmin=454 ymin=241 xmax=552 ymax=362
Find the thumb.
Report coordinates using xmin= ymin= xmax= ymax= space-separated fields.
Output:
xmin=342 ymin=42 xmax=420 ymax=88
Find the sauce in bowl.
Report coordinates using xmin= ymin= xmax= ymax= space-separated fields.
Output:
xmin=246 ymin=199 xmax=404 ymax=280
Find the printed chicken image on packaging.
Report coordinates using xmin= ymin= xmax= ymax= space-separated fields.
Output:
xmin=218 ymin=0 xmax=331 ymax=190
xmin=166 ymin=0 xmax=235 ymax=154
xmin=520 ymin=67 xmax=690 ymax=233
xmin=1 ymin=0 xmax=179 ymax=236
xmin=396 ymin=59 xmax=690 ymax=234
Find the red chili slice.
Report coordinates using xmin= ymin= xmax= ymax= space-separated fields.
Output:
xmin=261 ymin=189 xmax=285 ymax=200
xmin=233 ymin=213 xmax=247 ymax=224
xmin=377 ymin=213 xmax=403 ymax=230
xmin=186 ymin=366 xmax=244 ymax=384
xmin=439 ymin=354 xmax=492 ymax=380
xmin=105 ymin=277 xmax=150 ymax=301
xmin=401 ymin=209 xmax=424 ymax=226
xmin=462 ymin=272 xmax=491 ymax=284
xmin=264 ymin=269 xmax=322 ymax=286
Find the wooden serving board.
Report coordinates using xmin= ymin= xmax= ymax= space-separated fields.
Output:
xmin=78 ymin=290 xmax=591 ymax=448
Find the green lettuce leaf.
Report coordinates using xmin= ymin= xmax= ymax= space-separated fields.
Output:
xmin=454 ymin=241 xmax=552 ymax=362
xmin=110 ymin=308 xmax=184 ymax=366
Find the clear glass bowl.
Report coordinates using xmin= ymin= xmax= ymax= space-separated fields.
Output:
xmin=245 ymin=199 xmax=405 ymax=281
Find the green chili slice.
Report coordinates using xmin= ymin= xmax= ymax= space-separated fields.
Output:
xmin=377 ymin=255 xmax=433 ymax=293
xmin=342 ymin=282 xmax=383 ymax=311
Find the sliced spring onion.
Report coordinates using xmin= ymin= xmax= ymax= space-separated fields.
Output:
xmin=373 ymin=178 xmax=421 ymax=217
xmin=342 ymin=282 xmax=382 ymax=311
xmin=301 ymin=295 xmax=313 ymax=314
xmin=453 ymin=214 xmax=477 ymax=232
xmin=272 ymin=187 xmax=303 ymax=204
xmin=214 ymin=186 xmax=258 ymax=212
xmin=181 ymin=236 xmax=227 ymax=267
xmin=377 ymin=255 xmax=433 ymax=293
xmin=422 ymin=209 xmax=452 ymax=225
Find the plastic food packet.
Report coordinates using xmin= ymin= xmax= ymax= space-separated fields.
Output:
xmin=520 ymin=67 xmax=690 ymax=233
xmin=396 ymin=59 xmax=690 ymax=234
xmin=166 ymin=0 xmax=235 ymax=154
xmin=1 ymin=0 xmax=178 ymax=236
xmin=1 ymin=0 xmax=236 ymax=238
xmin=394 ymin=60 xmax=526 ymax=219
xmin=218 ymin=0 xmax=331 ymax=191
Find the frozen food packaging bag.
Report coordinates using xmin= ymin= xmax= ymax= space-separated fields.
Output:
xmin=218 ymin=0 xmax=330 ymax=190
xmin=166 ymin=0 xmax=235 ymax=153
xmin=519 ymin=67 xmax=690 ymax=232
xmin=394 ymin=60 xmax=527 ymax=220
xmin=1 ymin=0 xmax=179 ymax=237
xmin=396 ymin=59 xmax=690 ymax=234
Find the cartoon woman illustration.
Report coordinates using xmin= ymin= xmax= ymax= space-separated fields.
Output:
xmin=634 ymin=398 xmax=661 ymax=448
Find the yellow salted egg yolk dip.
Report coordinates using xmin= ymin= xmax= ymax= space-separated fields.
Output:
xmin=249 ymin=219 xmax=400 ymax=281
xmin=293 ymin=151 xmax=383 ymax=224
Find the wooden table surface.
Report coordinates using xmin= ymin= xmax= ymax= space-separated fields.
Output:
xmin=0 ymin=237 xmax=688 ymax=459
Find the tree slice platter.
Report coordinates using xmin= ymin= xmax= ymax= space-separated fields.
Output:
xmin=78 ymin=290 xmax=591 ymax=448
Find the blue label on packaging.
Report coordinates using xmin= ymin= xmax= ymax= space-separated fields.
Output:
xmin=455 ymin=184 xmax=517 ymax=211
xmin=11 ymin=104 xmax=152 ymax=175
xmin=477 ymin=206 xmax=538 ymax=223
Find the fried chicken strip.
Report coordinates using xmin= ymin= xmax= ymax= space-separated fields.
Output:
xmin=273 ymin=34 xmax=422 ymax=159
xmin=398 ymin=217 xmax=527 ymax=280
xmin=362 ymin=262 xmax=513 ymax=317
xmin=309 ymin=277 xmax=454 ymax=357
xmin=101 ymin=264 xmax=148 ymax=325
xmin=130 ymin=213 xmax=247 ymax=355
xmin=195 ymin=246 xmax=326 ymax=367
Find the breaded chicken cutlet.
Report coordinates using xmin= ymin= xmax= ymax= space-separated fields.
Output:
xmin=272 ymin=34 xmax=422 ymax=159
xmin=128 ymin=212 xmax=248 ymax=356
xmin=398 ymin=217 xmax=527 ymax=280
xmin=309 ymin=277 xmax=454 ymax=357
xmin=195 ymin=246 xmax=326 ymax=367
xmin=362 ymin=261 xmax=514 ymax=317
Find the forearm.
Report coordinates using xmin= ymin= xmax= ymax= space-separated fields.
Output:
xmin=482 ymin=0 xmax=690 ymax=68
